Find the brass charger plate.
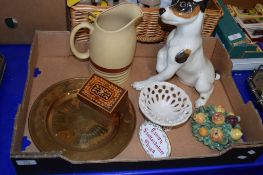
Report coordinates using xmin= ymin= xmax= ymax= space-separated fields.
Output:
xmin=28 ymin=78 xmax=136 ymax=161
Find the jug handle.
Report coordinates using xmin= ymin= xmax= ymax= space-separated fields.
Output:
xmin=70 ymin=21 xmax=94 ymax=60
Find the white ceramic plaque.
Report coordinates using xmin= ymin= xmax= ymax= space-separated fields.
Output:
xmin=139 ymin=121 xmax=171 ymax=158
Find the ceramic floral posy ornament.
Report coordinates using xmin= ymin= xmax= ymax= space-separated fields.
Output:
xmin=132 ymin=0 xmax=220 ymax=107
xmin=192 ymin=105 xmax=243 ymax=150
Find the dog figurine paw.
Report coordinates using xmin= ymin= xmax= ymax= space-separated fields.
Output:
xmin=132 ymin=0 xmax=220 ymax=108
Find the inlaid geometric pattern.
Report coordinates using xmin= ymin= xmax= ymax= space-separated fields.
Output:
xmin=78 ymin=74 xmax=128 ymax=115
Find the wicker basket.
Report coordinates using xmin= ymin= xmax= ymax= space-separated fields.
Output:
xmin=70 ymin=0 xmax=223 ymax=43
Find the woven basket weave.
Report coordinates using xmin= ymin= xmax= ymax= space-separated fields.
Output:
xmin=70 ymin=0 xmax=223 ymax=43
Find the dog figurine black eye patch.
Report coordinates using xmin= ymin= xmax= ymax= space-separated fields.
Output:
xmin=171 ymin=0 xmax=198 ymax=14
xmin=171 ymin=0 xmax=208 ymax=13
xmin=170 ymin=0 xmax=201 ymax=18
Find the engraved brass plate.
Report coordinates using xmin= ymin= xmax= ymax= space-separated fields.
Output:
xmin=28 ymin=78 xmax=136 ymax=161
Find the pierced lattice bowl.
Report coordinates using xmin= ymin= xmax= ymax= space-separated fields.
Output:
xmin=139 ymin=82 xmax=193 ymax=127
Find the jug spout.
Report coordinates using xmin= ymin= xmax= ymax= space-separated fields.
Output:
xmin=96 ymin=3 xmax=143 ymax=32
xmin=120 ymin=3 xmax=143 ymax=25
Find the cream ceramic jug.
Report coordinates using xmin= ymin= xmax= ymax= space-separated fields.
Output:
xmin=70 ymin=3 xmax=143 ymax=84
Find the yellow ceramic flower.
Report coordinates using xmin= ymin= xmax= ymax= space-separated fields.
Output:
xmin=199 ymin=127 xmax=209 ymax=137
xmin=230 ymin=128 xmax=243 ymax=141
xmin=210 ymin=128 xmax=224 ymax=142
xmin=194 ymin=113 xmax=206 ymax=124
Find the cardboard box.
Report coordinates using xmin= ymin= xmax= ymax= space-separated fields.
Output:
xmin=0 ymin=0 xmax=68 ymax=44
xmin=215 ymin=0 xmax=263 ymax=58
xmin=11 ymin=31 xmax=263 ymax=174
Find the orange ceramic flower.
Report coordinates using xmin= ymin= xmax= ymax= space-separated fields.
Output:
xmin=199 ymin=127 xmax=209 ymax=137
xmin=212 ymin=112 xmax=225 ymax=125
xmin=194 ymin=113 xmax=206 ymax=124
xmin=210 ymin=128 xmax=224 ymax=142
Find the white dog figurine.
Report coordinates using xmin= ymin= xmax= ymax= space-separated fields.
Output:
xmin=132 ymin=0 xmax=220 ymax=107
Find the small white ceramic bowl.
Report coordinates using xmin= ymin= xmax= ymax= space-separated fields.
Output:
xmin=139 ymin=82 xmax=192 ymax=127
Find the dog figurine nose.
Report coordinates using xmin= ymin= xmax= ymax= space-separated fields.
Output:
xmin=159 ymin=8 xmax=166 ymax=15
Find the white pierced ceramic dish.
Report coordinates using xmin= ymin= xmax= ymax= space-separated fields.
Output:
xmin=139 ymin=82 xmax=192 ymax=127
